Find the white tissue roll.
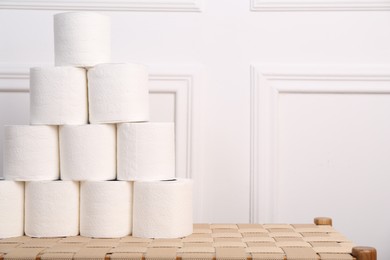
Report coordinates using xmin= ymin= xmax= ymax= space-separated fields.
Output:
xmin=133 ymin=179 xmax=193 ymax=239
xmin=80 ymin=181 xmax=133 ymax=238
xmin=88 ymin=63 xmax=149 ymax=123
xmin=25 ymin=181 xmax=79 ymax=237
xmin=3 ymin=125 xmax=59 ymax=181
xmin=60 ymin=124 xmax=116 ymax=180
xmin=117 ymin=122 xmax=175 ymax=181
xmin=30 ymin=67 xmax=88 ymax=125
xmin=54 ymin=12 xmax=110 ymax=67
xmin=0 ymin=181 xmax=24 ymax=238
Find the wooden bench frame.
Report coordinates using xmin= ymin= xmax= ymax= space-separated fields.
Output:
xmin=315 ymin=217 xmax=376 ymax=260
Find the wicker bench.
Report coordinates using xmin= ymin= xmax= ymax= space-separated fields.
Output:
xmin=0 ymin=217 xmax=376 ymax=260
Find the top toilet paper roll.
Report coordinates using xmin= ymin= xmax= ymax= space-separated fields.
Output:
xmin=60 ymin=124 xmax=116 ymax=181
xmin=3 ymin=125 xmax=59 ymax=181
xmin=30 ymin=67 xmax=88 ymax=125
xmin=0 ymin=180 xmax=24 ymax=238
xmin=88 ymin=63 xmax=149 ymax=123
xmin=54 ymin=12 xmax=110 ymax=67
xmin=133 ymin=179 xmax=193 ymax=239
xmin=117 ymin=122 xmax=175 ymax=181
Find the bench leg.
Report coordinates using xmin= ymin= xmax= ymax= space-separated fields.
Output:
xmin=314 ymin=217 xmax=332 ymax=226
xmin=352 ymin=247 xmax=377 ymax=260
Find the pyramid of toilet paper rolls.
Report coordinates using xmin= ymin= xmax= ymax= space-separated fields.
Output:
xmin=0 ymin=12 xmax=193 ymax=239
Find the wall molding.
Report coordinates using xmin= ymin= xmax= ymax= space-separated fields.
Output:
xmin=0 ymin=0 xmax=202 ymax=12
xmin=250 ymin=64 xmax=390 ymax=223
xmin=0 ymin=67 xmax=30 ymax=92
xmin=251 ymin=0 xmax=390 ymax=11
xmin=149 ymin=74 xmax=194 ymax=180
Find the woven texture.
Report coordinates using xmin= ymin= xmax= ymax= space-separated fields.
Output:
xmin=0 ymin=223 xmax=355 ymax=259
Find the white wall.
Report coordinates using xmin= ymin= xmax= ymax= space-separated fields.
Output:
xmin=1 ymin=0 xmax=390 ymax=258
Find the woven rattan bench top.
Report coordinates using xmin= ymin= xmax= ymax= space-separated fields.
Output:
xmin=0 ymin=221 xmax=364 ymax=260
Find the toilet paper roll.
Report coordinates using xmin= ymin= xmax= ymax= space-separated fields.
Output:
xmin=54 ymin=12 xmax=110 ymax=67
xmin=80 ymin=181 xmax=133 ymax=238
xmin=25 ymin=181 xmax=79 ymax=237
xmin=4 ymin=125 xmax=59 ymax=181
xmin=117 ymin=122 xmax=175 ymax=181
xmin=30 ymin=67 xmax=88 ymax=125
xmin=0 ymin=180 xmax=24 ymax=238
xmin=88 ymin=63 xmax=149 ymax=123
xmin=60 ymin=124 xmax=116 ymax=180
xmin=133 ymin=179 xmax=193 ymax=238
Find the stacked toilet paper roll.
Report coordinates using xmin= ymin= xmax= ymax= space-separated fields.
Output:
xmin=88 ymin=63 xmax=149 ymax=124
xmin=59 ymin=124 xmax=116 ymax=180
xmin=0 ymin=180 xmax=24 ymax=238
xmin=1 ymin=11 xmax=194 ymax=240
xmin=80 ymin=181 xmax=133 ymax=238
xmin=25 ymin=181 xmax=79 ymax=237
xmin=133 ymin=179 xmax=193 ymax=238
xmin=117 ymin=122 xmax=175 ymax=181
xmin=3 ymin=125 xmax=59 ymax=181
xmin=54 ymin=12 xmax=110 ymax=67
xmin=30 ymin=66 xmax=88 ymax=125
